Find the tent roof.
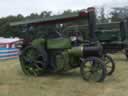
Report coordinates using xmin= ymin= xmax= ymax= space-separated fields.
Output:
xmin=0 ymin=38 xmax=20 ymax=44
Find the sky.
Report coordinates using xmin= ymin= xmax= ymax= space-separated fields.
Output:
xmin=0 ymin=0 xmax=128 ymax=17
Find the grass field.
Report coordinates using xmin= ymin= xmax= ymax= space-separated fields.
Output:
xmin=0 ymin=53 xmax=128 ymax=96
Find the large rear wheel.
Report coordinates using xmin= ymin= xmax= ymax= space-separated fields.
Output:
xmin=19 ymin=46 xmax=47 ymax=76
xmin=80 ymin=57 xmax=106 ymax=82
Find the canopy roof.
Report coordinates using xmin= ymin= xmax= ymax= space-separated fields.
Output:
xmin=62 ymin=22 xmax=120 ymax=30
xmin=10 ymin=7 xmax=95 ymax=26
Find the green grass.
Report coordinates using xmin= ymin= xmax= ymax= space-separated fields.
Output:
xmin=0 ymin=53 xmax=128 ymax=96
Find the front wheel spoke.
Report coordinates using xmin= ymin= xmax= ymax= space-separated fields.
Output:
xmin=92 ymin=70 xmax=102 ymax=80
xmin=106 ymin=65 xmax=112 ymax=68
xmin=95 ymin=69 xmax=102 ymax=74
xmin=105 ymin=61 xmax=110 ymax=64
xmin=105 ymin=59 xmax=110 ymax=64
xmin=85 ymin=66 xmax=92 ymax=70
xmin=84 ymin=65 xmax=92 ymax=72
xmin=92 ymin=65 xmax=102 ymax=77
xmin=84 ymin=68 xmax=91 ymax=73
xmin=84 ymin=71 xmax=92 ymax=80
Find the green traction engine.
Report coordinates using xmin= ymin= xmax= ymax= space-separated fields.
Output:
xmin=10 ymin=7 xmax=112 ymax=82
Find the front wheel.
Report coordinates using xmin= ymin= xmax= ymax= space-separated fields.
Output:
xmin=103 ymin=54 xmax=115 ymax=75
xmin=80 ymin=57 xmax=106 ymax=82
xmin=126 ymin=54 xmax=128 ymax=59
xmin=124 ymin=49 xmax=128 ymax=59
